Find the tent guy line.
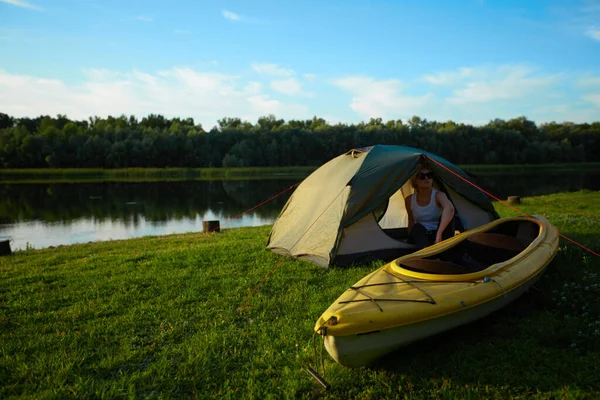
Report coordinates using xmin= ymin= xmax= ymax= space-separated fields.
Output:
xmin=238 ymin=182 xmax=349 ymax=312
xmin=425 ymin=156 xmax=600 ymax=258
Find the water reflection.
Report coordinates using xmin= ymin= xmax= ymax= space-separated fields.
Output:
xmin=1 ymin=169 xmax=598 ymax=251
xmin=0 ymin=180 xmax=296 ymax=250
xmin=471 ymin=169 xmax=600 ymax=199
xmin=0 ymin=180 xmax=295 ymax=224
xmin=0 ymin=214 xmax=275 ymax=250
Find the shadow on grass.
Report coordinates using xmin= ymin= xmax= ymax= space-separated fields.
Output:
xmin=369 ymin=282 xmax=599 ymax=391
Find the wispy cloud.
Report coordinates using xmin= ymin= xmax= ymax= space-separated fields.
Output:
xmin=221 ymin=10 xmax=262 ymax=23
xmin=586 ymin=28 xmax=600 ymax=40
xmin=136 ymin=16 xmax=153 ymax=22
xmin=576 ymin=1 xmax=600 ymax=40
xmin=577 ymin=75 xmax=600 ymax=86
xmin=584 ymin=93 xmax=600 ymax=108
xmin=333 ymin=76 xmax=433 ymax=119
xmin=271 ymin=78 xmax=303 ymax=95
xmin=251 ymin=63 xmax=295 ymax=77
xmin=222 ymin=10 xmax=241 ymax=21
xmin=332 ymin=64 xmax=597 ymax=124
xmin=423 ymin=68 xmax=475 ymax=85
xmin=1 ymin=0 xmax=42 ymax=10
xmin=444 ymin=65 xmax=560 ymax=104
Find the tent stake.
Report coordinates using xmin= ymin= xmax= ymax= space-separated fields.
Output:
xmin=305 ymin=367 xmax=330 ymax=390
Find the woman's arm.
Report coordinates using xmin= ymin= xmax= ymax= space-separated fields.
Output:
xmin=435 ymin=192 xmax=455 ymax=243
xmin=405 ymin=195 xmax=414 ymax=232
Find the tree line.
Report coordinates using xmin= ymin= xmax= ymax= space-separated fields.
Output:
xmin=0 ymin=112 xmax=598 ymax=168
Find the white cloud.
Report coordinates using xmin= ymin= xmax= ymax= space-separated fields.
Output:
xmin=530 ymin=104 xmax=600 ymax=123
xmin=321 ymin=114 xmax=353 ymax=125
xmin=1 ymin=0 xmax=41 ymax=10
xmin=423 ymin=68 xmax=475 ymax=85
xmin=271 ymin=78 xmax=302 ymax=95
xmin=245 ymin=95 xmax=309 ymax=119
xmin=586 ymin=28 xmax=600 ymax=40
xmin=303 ymin=73 xmax=315 ymax=81
xmin=251 ymin=63 xmax=295 ymax=77
xmin=577 ymin=75 xmax=600 ymax=87
xmin=332 ymin=65 xmax=596 ymax=124
xmin=584 ymin=93 xmax=600 ymax=107
xmin=0 ymin=67 xmax=310 ymax=128
xmin=446 ymin=65 xmax=560 ymax=104
xmin=243 ymin=81 xmax=262 ymax=95
xmin=333 ymin=76 xmax=432 ymax=119
xmin=222 ymin=10 xmax=241 ymax=21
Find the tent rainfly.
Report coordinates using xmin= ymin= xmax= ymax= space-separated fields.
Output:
xmin=266 ymin=145 xmax=499 ymax=267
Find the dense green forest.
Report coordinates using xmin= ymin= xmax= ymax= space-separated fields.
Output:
xmin=0 ymin=112 xmax=598 ymax=168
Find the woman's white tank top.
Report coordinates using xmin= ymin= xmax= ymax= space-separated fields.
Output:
xmin=411 ymin=189 xmax=441 ymax=231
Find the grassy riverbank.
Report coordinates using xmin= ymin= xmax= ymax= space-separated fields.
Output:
xmin=1 ymin=163 xmax=599 ymax=183
xmin=1 ymin=191 xmax=599 ymax=398
xmin=0 ymin=166 xmax=318 ymax=184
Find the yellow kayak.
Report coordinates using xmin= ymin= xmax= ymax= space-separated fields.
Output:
xmin=314 ymin=215 xmax=559 ymax=368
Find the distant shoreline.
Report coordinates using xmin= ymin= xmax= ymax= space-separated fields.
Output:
xmin=1 ymin=163 xmax=599 ymax=183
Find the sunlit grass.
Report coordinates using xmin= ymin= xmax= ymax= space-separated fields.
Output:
xmin=1 ymin=191 xmax=599 ymax=398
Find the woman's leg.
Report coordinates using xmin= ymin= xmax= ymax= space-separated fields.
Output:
xmin=439 ymin=222 xmax=454 ymax=241
xmin=409 ymin=223 xmax=433 ymax=249
xmin=437 ymin=219 xmax=460 ymax=261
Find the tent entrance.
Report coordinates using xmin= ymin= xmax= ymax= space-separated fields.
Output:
xmin=377 ymin=180 xmax=415 ymax=232
xmin=334 ymin=183 xmax=418 ymax=265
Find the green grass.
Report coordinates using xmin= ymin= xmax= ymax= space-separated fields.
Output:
xmin=1 ymin=191 xmax=599 ymax=399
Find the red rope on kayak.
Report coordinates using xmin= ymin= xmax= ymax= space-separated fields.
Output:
xmin=425 ymin=156 xmax=600 ymax=258
xmin=238 ymin=184 xmax=349 ymax=312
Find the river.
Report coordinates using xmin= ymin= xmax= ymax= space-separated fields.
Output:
xmin=1 ymin=168 xmax=599 ymax=250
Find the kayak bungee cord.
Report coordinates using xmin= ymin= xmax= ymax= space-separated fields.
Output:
xmin=384 ymin=268 xmax=437 ymax=304
xmin=339 ymin=277 xmax=503 ymax=311
xmin=338 ymin=268 xmax=484 ymax=310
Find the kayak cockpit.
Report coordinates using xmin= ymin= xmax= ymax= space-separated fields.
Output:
xmin=396 ymin=219 xmax=542 ymax=276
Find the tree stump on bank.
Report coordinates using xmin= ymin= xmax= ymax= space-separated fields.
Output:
xmin=203 ymin=220 xmax=220 ymax=233
xmin=0 ymin=240 xmax=11 ymax=256
xmin=507 ymin=196 xmax=521 ymax=205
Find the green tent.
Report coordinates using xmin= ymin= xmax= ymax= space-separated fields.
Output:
xmin=266 ymin=145 xmax=499 ymax=267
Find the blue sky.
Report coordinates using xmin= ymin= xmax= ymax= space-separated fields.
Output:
xmin=1 ymin=0 xmax=599 ymax=128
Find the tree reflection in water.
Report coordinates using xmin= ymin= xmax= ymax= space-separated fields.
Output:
xmin=0 ymin=180 xmax=296 ymax=250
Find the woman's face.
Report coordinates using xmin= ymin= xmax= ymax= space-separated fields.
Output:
xmin=415 ymin=169 xmax=433 ymax=189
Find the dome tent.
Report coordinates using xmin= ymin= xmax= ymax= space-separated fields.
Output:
xmin=266 ymin=145 xmax=499 ymax=267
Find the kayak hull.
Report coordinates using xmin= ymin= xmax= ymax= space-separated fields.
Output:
xmin=315 ymin=215 xmax=559 ymax=368
xmin=323 ymin=269 xmax=542 ymax=368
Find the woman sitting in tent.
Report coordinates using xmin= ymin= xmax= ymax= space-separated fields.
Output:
xmin=405 ymin=168 xmax=455 ymax=249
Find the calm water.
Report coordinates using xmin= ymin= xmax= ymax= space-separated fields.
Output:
xmin=1 ymin=169 xmax=599 ymax=250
